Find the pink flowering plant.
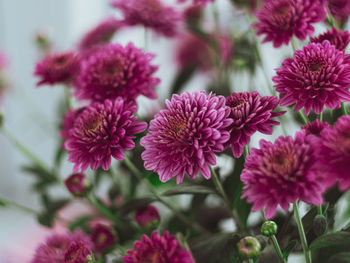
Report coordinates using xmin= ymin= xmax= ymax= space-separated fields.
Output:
xmin=1 ymin=0 xmax=350 ymax=262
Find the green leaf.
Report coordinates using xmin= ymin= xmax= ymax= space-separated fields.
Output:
xmin=0 ymin=198 xmax=6 ymax=207
xmin=170 ymin=66 xmax=196 ymax=95
xmin=310 ymin=232 xmax=350 ymax=250
xmin=118 ymin=197 xmax=156 ymax=216
xmin=54 ymin=140 xmax=66 ymax=168
xmin=22 ymin=164 xmax=59 ymax=191
xmin=328 ymin=252 xmax=350 ymax=263
xmin=283 ymin=239 xmax=298 ymax=259
xmin=68 ymin=215 xmax=93 ymax=232
xmin=162 ymin=185 xmax=215 ymax=196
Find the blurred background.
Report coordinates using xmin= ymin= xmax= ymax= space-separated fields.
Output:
xmin=0 ymin=0 xmax=348 ymax=262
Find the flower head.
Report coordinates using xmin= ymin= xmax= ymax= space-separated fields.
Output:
xmin=253 ymin=0 xmax=326 ymax=47
xmin=134 ymin=205 xmax=160 ymax=228
xmin=61 ymin=108 xmax=86 ymax=140
xmin=34 ymin=52 xmax=80 ymax=86
xmin=78 ymin=17 xmax=123 ymax=52
xmin=225 ymin=91 xmax=285 ymax=158
xmin=317 ymin=116 xmax=350 ymax=191
xmin=65 ymin=98 xmax=147 ymax=172
xmin=123 ymin=231 xmax=195 ymax=263
xmin=91 ymin=224 xmax=116 ymax=251
xmin=31 ymin=231 xmax=93 ymax=263
xmin=311 ymin=27 xmax=350 ymax=51
xmin=273 ymin=41 xmax=350 ymax=115
xmin=75 ymin=43 xmax=159 ymax=103
xmin=111 ymin=0 xmax=181 ymax=37
xmin=141 ymin=91 xmax=232 ymax=184
xmin=327 ymin=0 xmax=350 ymax=24
xmin=65 ymin=173 xmax=91 ymax=196
xmin=64 ymin=242 xmax=91 ymax=263
xmin=301 ymin=119 xmax=330 ymax=138
xmin=237 ymin=236 xmax=261 ymax=259
xmin=241 ymin=133 xmax=327 ymax=218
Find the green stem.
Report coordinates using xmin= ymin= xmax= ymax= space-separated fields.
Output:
xmin=318 ymin=112 xmax=323 ymax=121
xmin=293 ymin=203 xmax=312 ymax=263
xmin=244 ymin=146 xmax=249 ymax=158
xmin=144 ymin=29 xmax=148 ymax=51
xmin=271 ymin=235 xmax=287 ymax=263
xmin=248 ymin=259 xmax=254 ymax=263
xmin=291 ymin=38 xmax=298 ymax=52
xmin=123 ymin=156 xmax=208 ymax=234
xmin=0 ymin=196 xmax=39 ymax=215
xmin=298 ymin=110 xmax=309 ymax=125
xmin=317 ymin=205 xmax=323 ymax=216
xmin=87 ymin=194 xmax=123 ymax=227
xmin=341 ymin=102 xmax=348 ymax=115
xmin=64 ymin=86 xmax=72 ymax=109
xmin=210 ymin=166 xmax=245 ymax=232
xmin=1 ymin=126 xmax=50 ymax=172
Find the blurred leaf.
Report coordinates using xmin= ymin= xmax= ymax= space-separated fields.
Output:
xmin=22 ymin=164 xmax=59 ymax=192
xmin=283 ymin=239 xmax=298 ymax=259
xmin=310 ymin=232 xmax=350 ymax=250
xmin=37 ymin=197 xmax=70 ymax=227
xmin=162 ymin=185 xmax=214 ymax=196
xmin=118 ymin=197 xmax=156 ymax=216
xmin=68 ymin=215 xmax=93 ymax=232
xmin=54 ymin=140 xmax=66 ymax=168
xmin=190 ymin=233 xmax=241 ymax=263
xmin=328 ymin=252 xmax=350 ymax=263
xmin=170 ymin=66 xmax=196 ymax=96
xmin=0 ymin=198 xmax=6 ymax=207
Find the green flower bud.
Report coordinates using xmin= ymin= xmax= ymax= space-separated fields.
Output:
xmin=237 ymin=236 xmax=261 ymax=259
xmin=0 ymin=112 xmax=3 ymax=128
xmin=313 ymin=214 xmax=327 ymax=237
xmin=261 ymin=221 xmax=278 ymax=237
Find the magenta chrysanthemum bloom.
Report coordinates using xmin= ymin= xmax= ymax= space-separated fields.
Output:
xmin=91 ymin=224 xmax=116 ymax=251
xmin=75 ymin=43 xmax=159 ymax=102
xmin=225 ymin=91 xmax=285 ymax=158
xmin=241 ymin=133 xmax=327 ymax=219
xmin=64 ymin=242 xmax=91 ymax=263
xmin=273 ymin=41 xmax=350 ymax=115
xmin=135 ymin=205 xmax=160 ymax=228
xmin=111 ymin=0 xmax=181 ymax=37
xmin=65 ymin=173 xmax=91 ymax=196
xmin=301 ymin=119 xmax=330 ymax=137
xmin=78 ymin=17 xmax=123 ymax=52
xmin=317 ymin=116 xmax=350 ymax=191
xmin=34 ymin=52 xmax=80 ymax=86
xmin=327 ymin=0 xmax=350 ymax=24
xmin=65 ymin=98 xmax=147 ymax=172
xmin=61 ymin=108 xmax=85 ymax=140
xmin=311 ymin=27 xmax=350 ymax=51
xmin=253 ymin=0 xmax=326 ymax=48
xmin=141 ymin=91 xmax=232 ymax=183
xmin=178 ymin=0 xmax=214 ymax=6
xmin=123 ymin=231 xmax=195 ymax=263
xmin=31 ymin=231 xmax=93 ymax=263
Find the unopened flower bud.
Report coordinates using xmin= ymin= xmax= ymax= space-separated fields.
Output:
xmin=91 ymin=224 xmax=116 ymax=251
xmin=135 ymin=205 xmax=160 ymax=229
xmin=313 ymin=214 xmax=327 ymax=237
xmin=64 ymin=173 xmax=91 ymax=196
xmin=261 ymin=221 xmax=278 ymax=237
xmin=237 ymin=236 xmax=261 ymax=259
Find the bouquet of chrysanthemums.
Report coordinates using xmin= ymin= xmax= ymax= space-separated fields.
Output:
xmin=1 ymin=0 xmax=350 ymax=262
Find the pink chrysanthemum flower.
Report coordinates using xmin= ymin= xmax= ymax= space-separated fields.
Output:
xmin=241 ymin=133 xmax=327 ymax=219
xmin=317 ymin=116 xmax=350 ymax=191
xmin=327 ymin=0 xmax=350 ymax=24
xmin=135 ymin=205 xmax=160 ymax=228
xmin=75 ymin=43 xmax=159 ymax=103
xmin=31 ymin=231 xmax=93 ymax=263
xmin=64 ymin=242 xmax=91 ymax=263
xmin=273 ymin=41 xmax=350 ymax=115
xmin=141 ymin=91 xmax=232 ymax=183
xmin=65 ymin=173 xmax=90 ymax=196
xmin=111 ymin=0 xmax=181 ymax=37
xmin=311 ymin=27 xmax=350 ymax=51
xmin=253 ymin=0 xmax=326 ymax=48
xmin=65 ymin=98 xmax=147 ymax=172
xmin=178 ymin=0 xmax=214 ymax=6
xmin=225 ymin=91 xmax=285 ymax=158
xmin=61 ymin=108 xmax=85 ymax=140
xmin=78 ymin=17 xmax=123 ymax=52
xmin=91 ymin=224 xmax=116 ymax=251
xmin=123 ymin=231 xmax=195 ymax=263
xmin=34 ymin=52 xmax=80 ymax=86
xmin=301 ymin=119 xmax=330 ymax=137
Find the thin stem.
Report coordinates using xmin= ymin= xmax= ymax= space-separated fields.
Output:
xmin=291 ymin=38 xmax=298 ymax=52
xmin=318 ymin=112 xmax=323 ymax=121
xmin=64 ymin=86 xmax=72 ymax=109
xmin=210 ymin=166 xmax=245 ymax=232
xmin=123 ymin=155 xmax=208 ymax=234
xmin=244 ymin=146 xmax=250 ymax=158
xmin=271 ymin=235 xmax=287 ymax=263
xmin=298 ymin=110 xmax=309 ymax=125
xmin=293 ymin=203 xmax=312 ymax=263
xmin=317 ymin=205 xmax=323 ymax=216
xmin=342 ymin=102 xmax=348 ymax=115
xmin=1 ymin=126 xmax=50 ymax=172
xmin=0 ymin=196 xmax=39 ymax=215
xmin=87 ymin=194 xmax=123 ymax=227
xmin=144 ymin=29 xmax=148 ymax=51
xmin=248 ymin=259 xmax=254 ymax=263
